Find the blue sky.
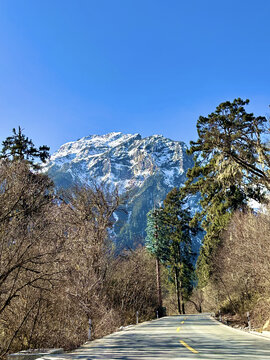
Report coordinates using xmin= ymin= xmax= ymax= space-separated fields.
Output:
xmin=0 ymin=0 xmax=269 ymax=153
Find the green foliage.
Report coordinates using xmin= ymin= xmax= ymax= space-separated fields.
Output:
xmin=185 ymin=98 xmax=267 ymax=287
xmin=146 ymin=188 xmax=198 ymax=312
xmin=163 ymin=188 xmax=196 ymax=301
xmin=189 ymin=98 xmax=270 ymax=189
xmin=145 ymin=207 xmax=169 ymax=262
xmin=1 ymin=126 xmax=50 ymax=169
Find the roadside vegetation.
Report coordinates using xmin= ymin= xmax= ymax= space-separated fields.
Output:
xmin=1 ymin=98 xmax=270 ymax=357
xmin=174 ymin=99 xmax=270 ymax=330
xmin=147 ymin=98 xmax=270 ymax=330
xmin=0 ymin=129 xmax=159 ymax=359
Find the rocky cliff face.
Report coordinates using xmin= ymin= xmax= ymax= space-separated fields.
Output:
xmin=43 ymin=132 xmax=200 ymax=251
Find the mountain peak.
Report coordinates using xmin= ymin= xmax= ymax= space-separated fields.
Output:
xmin=43 ymin=132 xmax=198 ymax=249
xmin=45 ymin=132 xmax=192 ymax=189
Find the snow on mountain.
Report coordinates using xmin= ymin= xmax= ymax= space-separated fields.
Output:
xmin=43 ymin=132 xmax=200 ymax=252
xmin=45 ymin=132 xmax=188 ymax=190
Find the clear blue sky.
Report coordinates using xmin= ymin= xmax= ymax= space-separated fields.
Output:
xmin=0 ymin=0 xmax=269 ymax=153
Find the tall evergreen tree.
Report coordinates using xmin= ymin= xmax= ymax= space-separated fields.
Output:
xmin=145 ymin=208 xmax=168 ymax=316
xmin=0 ymin=126 xmax=50 ymax=169
xmin=146 ymin=191 xmax=197 ymax=314
xmin=184 ymin=98 xmax=266 ymax=286
xmin=145 ymin=208 xmax=169 ymax=262
xmin=163 ymin=188 xmax=196 ymax=314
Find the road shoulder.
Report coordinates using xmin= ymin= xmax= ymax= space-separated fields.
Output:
xmin=209 ymin=314 xmax=270 ymax=341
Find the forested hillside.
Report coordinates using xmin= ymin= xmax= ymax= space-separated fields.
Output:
xmin=42 ymin=132 xmax=200 ymax=251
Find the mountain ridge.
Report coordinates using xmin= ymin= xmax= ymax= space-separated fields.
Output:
xmin=43 ymin=132 xmax=200 ymax=251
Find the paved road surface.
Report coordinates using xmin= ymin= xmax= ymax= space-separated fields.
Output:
xmin=44 ymin=314 xmax=270 ymax=359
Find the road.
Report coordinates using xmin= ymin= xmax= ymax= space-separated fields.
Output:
xmin=44 ymin=314 xmax=270 ymax=359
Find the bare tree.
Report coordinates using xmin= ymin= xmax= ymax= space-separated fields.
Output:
xmin=0 ymin=160 xmax=67 ymax=357
xmin=209 ymin=207 xmax=270 ymax=318
xmin=105 ymin=247 xmax=159 ymax=324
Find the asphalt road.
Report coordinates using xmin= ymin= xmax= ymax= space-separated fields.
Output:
xmin=44 ymin=314 xmax=270 ymax=359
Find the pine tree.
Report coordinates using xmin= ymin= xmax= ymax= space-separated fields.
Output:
xmin=146 ymin=190 xmax=197 ymax=315
xmin=145 ymin=208 xmax=169 ymax=262
xmin=189 ymin=98 xmax=270 ymax=189
xmin=184 ymin=98 xmax=266 ymax=286
xmin=163 ymin=188 xmax=196 ymax=314
xmin=145 ymin=208 xmax=169 ymax=316
xmin=0 ymin=126 xmax=50 ymax=169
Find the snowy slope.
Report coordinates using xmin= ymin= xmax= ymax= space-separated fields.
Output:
xmin=43 ymin=132 xmax=200 ymax=251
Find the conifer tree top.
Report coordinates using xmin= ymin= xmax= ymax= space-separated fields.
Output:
xmin=0 ymin=126 xmax=50 ymax=169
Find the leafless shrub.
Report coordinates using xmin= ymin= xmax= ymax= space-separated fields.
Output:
xmin=59 ymin=185 xmax=121 ymax=339
xmin=187 ymin=288 xmax=204 ymax=313
xmin=106 ymin=247 xmax=159 ymax=324
xmin=209 ymin=207 xmax=270 ymax=319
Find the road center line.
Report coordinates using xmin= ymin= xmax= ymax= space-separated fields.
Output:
xmin=179 ymin=340 xmax=199 ymax=354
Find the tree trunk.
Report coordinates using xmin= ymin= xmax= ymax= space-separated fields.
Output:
xmin=174 ymin=267 xmax=181 ymax=314
xmin=179 ymin=278 xmax=185 ymax=315
xmin=182 ymin=301 xmax=185 ymax=314
xmin=188 ymin=299 xmax=202 ymax=313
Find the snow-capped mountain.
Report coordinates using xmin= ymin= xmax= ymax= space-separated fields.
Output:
xmin=43 ymin=132 xmax=200 ymax=251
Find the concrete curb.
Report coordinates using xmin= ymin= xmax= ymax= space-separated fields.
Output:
xmin=209 ymin=314 xmax=270 ymax=341
xmin=38 ymin=316 xmax=169 ymax=360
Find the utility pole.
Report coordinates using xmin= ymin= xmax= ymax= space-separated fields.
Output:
xmin=154 ymin=210 xmax=162 ymax=315
xmin=88 ymin=318 xmax=92 ymax=340
xmin=136 ymin=311 xmax=139 ymax=325
xmin=156 ymin=257 xmax=162 ymax=308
